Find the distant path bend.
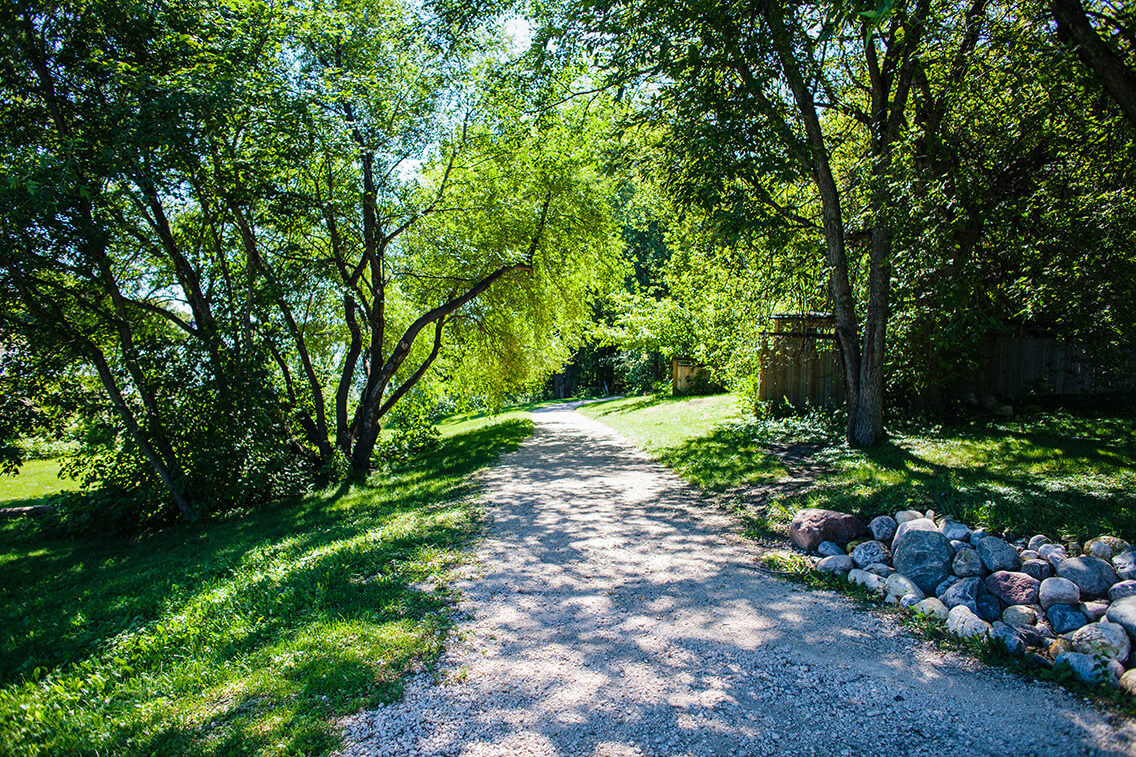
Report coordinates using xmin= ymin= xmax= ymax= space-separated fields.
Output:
xmin=338 ymin=405 xmax=1136 ymax=757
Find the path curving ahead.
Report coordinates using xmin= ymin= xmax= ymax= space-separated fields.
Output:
xmin=337 ymin=405 xmax=1136 ymax=757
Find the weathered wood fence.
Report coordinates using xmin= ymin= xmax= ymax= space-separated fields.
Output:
xmin=757 ymin=313 xmax=844 ymax=408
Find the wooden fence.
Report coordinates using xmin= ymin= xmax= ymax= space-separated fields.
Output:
xmin=982 ymin=336 xmax=1136 ymax=396
xmin=757 ymin=313 xmax=845 ymax=408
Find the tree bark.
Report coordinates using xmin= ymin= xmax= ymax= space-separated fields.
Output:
xmin=1053 ymin=0 xmax=1136 ymax=127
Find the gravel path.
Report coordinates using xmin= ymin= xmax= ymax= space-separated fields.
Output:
xmin=337 ymin=405 xmax=1136 ymax=756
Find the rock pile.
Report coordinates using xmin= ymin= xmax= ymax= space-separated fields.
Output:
xmin=790 ymin=508 xmax=1136 ymax=693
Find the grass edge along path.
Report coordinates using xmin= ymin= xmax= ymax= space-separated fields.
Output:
xmin=579 ymin=394 xmax=1136 ymax=543
xmin=0 ymin=413 xmax=532 ymax=757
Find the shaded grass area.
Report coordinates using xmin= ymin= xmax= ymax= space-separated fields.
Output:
xmin=0 ymin=415 xmax=532 ymax=757
xmin=0 ymin=459 xmax=80 ymax=506
xmin=581 ymin=394 xmax=1136 ymax=543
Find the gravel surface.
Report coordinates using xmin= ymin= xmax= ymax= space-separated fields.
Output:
xmin=336 ymin=405 xmax=1136 ymax=756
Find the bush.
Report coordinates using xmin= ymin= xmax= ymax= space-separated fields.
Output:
xmin=373 ymin=392 xmax=441 ymax=467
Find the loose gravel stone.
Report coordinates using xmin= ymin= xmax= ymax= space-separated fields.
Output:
xmin=334 ymin=407 xmax=1136 ymax=757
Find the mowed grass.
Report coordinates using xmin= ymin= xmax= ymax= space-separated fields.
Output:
xmin=579 ymin=394 xmax=1136 ymax=543
xmin=0 ymin=460 xmax=81 ymax=506
xmin=0 ymin=413 xmax=532 ymax=757
xmin=578 ymin=394 xmax=788 ymax=490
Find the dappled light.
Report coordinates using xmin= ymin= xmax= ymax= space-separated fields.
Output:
xmin=0 ymin=418 xmax=531 ymax=755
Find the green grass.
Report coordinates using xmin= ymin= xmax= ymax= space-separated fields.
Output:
xmin=0 ymin=413 xmax=533 ymax=757
xmin=580 ymin=394 xmax=1136 ymax=543
xmin=0 ymin=459 xmax=81 ymax=506
xmin=578 ymin=394 xmax=789 ymax=490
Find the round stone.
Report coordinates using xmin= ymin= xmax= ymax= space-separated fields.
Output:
xmin=952 ymin=548 xmax=984 ymax=578
xmin=817 ymin=540 xmax=845 ymax=557
xmin=1080 ymin=601 xmax=1109 ymax=622
xmin=817 ymin=555 xmax=853 ymax=574
xmin=1056 ymin=556 xmax=1119 ymax=599
xmin=852 ymin=540 xmax=892 ymax=568
xmin=1039 ymin=577 xmax=1080 ymax=610
xmin=1109 ymin=580 xmax=1136 ymax=603
xmin=914 ymin=597 xmax=949 ymax=621
xmin=895 ymin=509 xmax=923 ymax=524
xmin=892 ymin=519 xmax=954 ymax=594
xmin=976 ymin=536 xmax=1021 ymax=573
xmin=1002 ymin=605 xmax=1039 ymax=626
xmin=1028 ymin=534 xmax=1051 ymax=551
xmin=991 ymin=621 xmax=1025 ymax=656
xmin=1113 ymin=549 xmax=1136 ymax=581
xmin=885 ymin=573 xmax=924 ymax=605
xmin=1055 ymin=651 xmax=1120 ymax=685
xmin=1039 ymin=543 xmax=1068 ymax=565
xmin=985 ymin=571 xmax=1040 ymax=606
xmin=1086 ymin=540 xmax=1114 ymax=561
xmin=1047 ymin=604 xmax=1089 ymax=634
xmin=947 ymin=605 xmax=991 ymax=639
xmin=864 ymin=562 xmax=892 ymax=577
xmin=1020 ymin=559 xmax=1053 ymax=582
xmin=1105 ymin=596 xmax=1136 ymax=642
xmin=1120 ymin=669 xmax=1136 ymax=697
xmin=868 ymin=515 xmax=898 ymax=543
xmin=1070 ymin=621 xmax=1130 ymax=663
xmin=940 ymin=519 xmax=972 ymax=542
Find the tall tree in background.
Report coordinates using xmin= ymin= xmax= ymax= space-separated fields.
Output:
xmin=1052 ymin=0 xmax=1136 ymax=126
xmin=563 ymin=0 xmax=931 ymax=445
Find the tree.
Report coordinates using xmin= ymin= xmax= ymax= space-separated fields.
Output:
xmin=1052 ymin=0 xmax=1136 ymax=126
xmin=559 ymin=0 xmax=932 ymax=444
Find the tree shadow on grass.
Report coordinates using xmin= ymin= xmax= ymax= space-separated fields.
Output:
xmin=809 ymin=435 xmax=1136 ymax=542
xmin=0 ymin=417 xmax=531 ymax=756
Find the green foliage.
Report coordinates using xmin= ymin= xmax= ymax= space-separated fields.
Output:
xmin=374 ymin=391 xmax=443 ymax=467
xmin=0 ymin=414 xmax=532 ymax=757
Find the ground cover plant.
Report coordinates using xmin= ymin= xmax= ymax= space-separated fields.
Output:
xmin=579 ymin=394 xmax=1136 ymax=543
xmin=0 ymin=413 xmax=532 ymax=757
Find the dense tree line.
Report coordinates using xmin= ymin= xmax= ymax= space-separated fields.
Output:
xmin=3 ymin=0 xmax=1134 ymax=527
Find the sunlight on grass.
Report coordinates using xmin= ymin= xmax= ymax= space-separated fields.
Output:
xmin=581 ymin=395 xmax=1136 ymax=542
xmin=0 ymin=459 xmax=81 ymax=505
xmin=0 ymin=414 xmax=532 ymax=757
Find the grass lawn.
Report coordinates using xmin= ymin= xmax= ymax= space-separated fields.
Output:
xmin=0 ymin=412 xmax=532 ymax=757
xmin=0 ymin=459 xmax=81 ymax=506
xmin=579 ymin=394 xmax=1136 ymax=544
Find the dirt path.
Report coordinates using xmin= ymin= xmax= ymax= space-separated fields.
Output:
xmin=337 ymin=405 xmax=1136 ymax=757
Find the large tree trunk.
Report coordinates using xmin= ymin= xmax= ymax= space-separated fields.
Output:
xmin=1053 ymin=0 xmax=1136 ymax=127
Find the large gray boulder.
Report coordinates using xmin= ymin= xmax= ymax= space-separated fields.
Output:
xmin=1105 ymin=596 xmax=1136 ymax=643
xmin=892 ymin=518 xmax=954 ymax=594
xmin=976 ymin=536 xmax=1021 ymax=573
xmin=789 ymin=508 xmax=867 ymax=552
xmin=1070 ymin=621 xmax=1130 ymax=663
xmin=1056 ymin=556 xmax=1119 ymax=599
xmin=940 ymin=519 xmax=972 ymax=542
xmin=1113 ymin=548 xmax=1136 ymax=581
xmin=1109 ymin=580 xmax=1136 ymax=603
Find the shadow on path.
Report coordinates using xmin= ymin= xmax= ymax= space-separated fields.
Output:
xmin=338 ymin=410 xmax=1135 ymax=757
